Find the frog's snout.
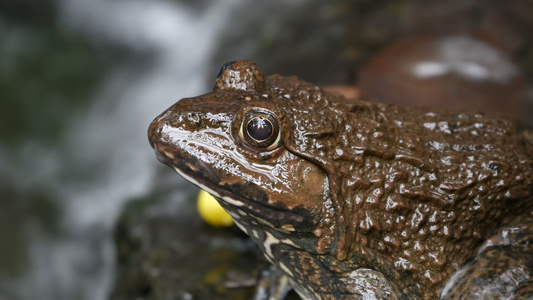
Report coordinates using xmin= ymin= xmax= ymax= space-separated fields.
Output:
xmin=147 ymin=116 xmax=178 ymax=167
xmin=147 ymin=118 xmax=161 ymax=150
xmin=148 ymin=105 xmax=177 ymax=150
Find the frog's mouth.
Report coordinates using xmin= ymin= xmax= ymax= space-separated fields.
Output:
xmin=154 ymin=146 xmax=316 ymax=235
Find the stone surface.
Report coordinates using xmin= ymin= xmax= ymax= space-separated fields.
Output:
xmin=111 ymin=192 xmax=262 ymax=300
xmin=359 ymin=35 xmax=526 ymax=120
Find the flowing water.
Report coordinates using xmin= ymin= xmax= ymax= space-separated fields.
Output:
xmin=0 ymin=0 xmax=247 ymax=299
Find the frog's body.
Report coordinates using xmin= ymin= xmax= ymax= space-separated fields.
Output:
xmin=148 ymin=61 xmax=533 ymax=299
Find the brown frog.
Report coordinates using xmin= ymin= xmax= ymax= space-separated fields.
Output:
xmin=148 ymin=60 xmax=533 ymax=299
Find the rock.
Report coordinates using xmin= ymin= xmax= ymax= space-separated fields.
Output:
xmin=359 ymin=35 xmax=526 ymax=120
xmin=111 ymin=191 xmax=261 ymax=300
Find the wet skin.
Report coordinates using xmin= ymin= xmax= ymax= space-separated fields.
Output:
xmin=148 ymin=61 xmax=533 ymax=299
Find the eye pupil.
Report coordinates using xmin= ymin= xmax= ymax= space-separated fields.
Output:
xmin=247 ymin=117 xmax=273 ymax=141
xmin=240 ymin=111 xmax=281 ymax=150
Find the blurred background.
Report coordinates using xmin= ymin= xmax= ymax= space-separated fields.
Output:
xmin=1 ymin=0 xmax=532 ymax=299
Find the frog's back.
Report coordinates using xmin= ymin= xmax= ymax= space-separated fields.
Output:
xmin=269 ymin=73 xmax=533 ymax=297
xmin=294 ymin=89 xmax=533 ymax=297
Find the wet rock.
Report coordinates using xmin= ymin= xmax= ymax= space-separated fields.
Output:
xmin=111 ymin=191 xmax=261 ymax=300
xmin=402 ymin=0 xmax=533 ymax=56
xmin=359 ymin=35 xmax=526 ymax=120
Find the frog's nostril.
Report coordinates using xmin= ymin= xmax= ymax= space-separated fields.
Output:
xmin=186 ymin=112 xmax=200 ymax=124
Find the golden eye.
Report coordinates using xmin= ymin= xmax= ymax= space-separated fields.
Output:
xmin=240 ymin=112 xmax=281 ymax=150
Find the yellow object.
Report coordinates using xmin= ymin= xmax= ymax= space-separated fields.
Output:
xmin=196 ymin=190 xmax=234 ymax=227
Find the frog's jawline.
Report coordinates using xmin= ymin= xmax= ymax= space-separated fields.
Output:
xmin=172 ymin=163 xmax=247 ymax=209
xmin=160 ymin=150 xmax=251 ymax=208
xmin=171 ymin=162 xmax=307 ymax=232
xmin=158 ymin=148 xmax=312 ymax=231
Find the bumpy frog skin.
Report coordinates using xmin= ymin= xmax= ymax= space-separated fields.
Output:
xmin=148 ymin=61 xmax=533 ymax=299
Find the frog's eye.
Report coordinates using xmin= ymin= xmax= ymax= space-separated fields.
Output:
xmin=240 ymin=112 xmax=281 ymax=150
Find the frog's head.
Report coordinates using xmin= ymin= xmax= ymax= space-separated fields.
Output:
xmin=148 ymin=61 xmax=336 ymax=257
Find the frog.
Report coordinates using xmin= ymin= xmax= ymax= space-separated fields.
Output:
xmin=148 ymin=60 xmax=533 ymax=299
